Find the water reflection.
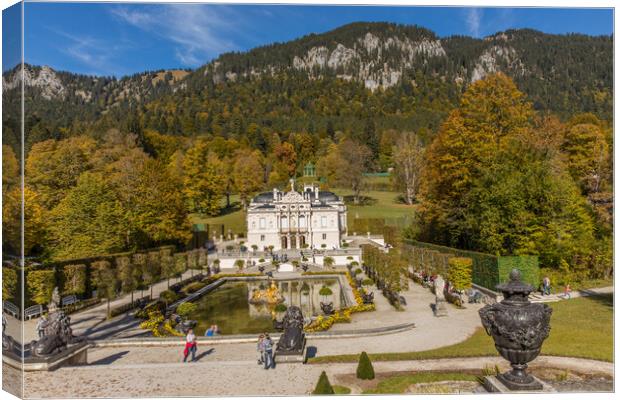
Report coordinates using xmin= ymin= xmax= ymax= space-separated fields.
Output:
xmin=188 ymin=278 xmax=343 ymax=335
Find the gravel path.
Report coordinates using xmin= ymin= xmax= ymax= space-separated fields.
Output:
xmin=18 ymin=355 xmax=613 ymax=398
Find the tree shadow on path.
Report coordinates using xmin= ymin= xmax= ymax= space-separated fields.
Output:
xmin=90 ymin=350 xmax=129 ymax=365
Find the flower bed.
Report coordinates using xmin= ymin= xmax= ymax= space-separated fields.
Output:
xmin=304 ymin=271 xmax=375 ymax=332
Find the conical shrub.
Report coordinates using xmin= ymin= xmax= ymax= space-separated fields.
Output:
xmin=313 ymin=371 xmax=335 ymax=395
xmin=356 ymin=351 xmax=375 ymax=380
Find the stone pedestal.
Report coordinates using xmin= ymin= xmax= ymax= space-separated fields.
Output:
xmin=274 ymin=340 xmax=307 ymax=364
xmin=3 ymin=342 xmax=90 ymax=371
xmin=482 ymin=375 xmax=556 ymax=393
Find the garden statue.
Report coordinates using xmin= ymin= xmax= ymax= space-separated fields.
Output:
xmin=30 ymin=287 xmax=84 ymax=357
xmin=479 ymin=269 xmax=552 ymax=391
xmin=361 ymin=291 xmax=374 ymax=304
xmin=250 ymin=281 xmax=284 ymax=305
xmin=320 ymin=302 xmax=335 ymax=315
xmin=275 ymin=306 xmax=306 ymax=355
xmin=434 ymin=275 xmax=448 ymax=317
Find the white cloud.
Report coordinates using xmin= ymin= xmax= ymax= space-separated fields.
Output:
xmin=111 ymin=4 xmax=240 ymax=67
xmin=466 ymin=8 xmax=483 ymax=38
xmin=48 ymin=28 xmax=129 ymax=75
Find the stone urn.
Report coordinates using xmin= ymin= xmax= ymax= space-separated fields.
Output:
xmin=479 ymin=269 xmax=552 ymax=391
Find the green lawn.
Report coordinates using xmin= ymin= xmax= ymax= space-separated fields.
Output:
xmin=363 ymin=372 xmax=478 ymax=394
xmin=310 ymin=294 xmax=613 ymax=364
xmin=191 ymin=189 xmax=415 ymax=236
xmin=332 ymin=385 xmax=352 ymax=395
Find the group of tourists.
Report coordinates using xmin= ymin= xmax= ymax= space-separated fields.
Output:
xmin=541 ymin=276 xmax=572 ymax=299
xmin=256 ymin=333 xmax=275 ymax=369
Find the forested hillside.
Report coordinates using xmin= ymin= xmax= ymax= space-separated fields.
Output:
xmin=2 ymin=23 xmax=612 ymax=154
xmin=1 ymin=22 xmax=613 ymax=282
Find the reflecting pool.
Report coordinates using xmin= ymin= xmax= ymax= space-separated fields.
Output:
xmin=187 ymin=278 xmax=345 ymax=335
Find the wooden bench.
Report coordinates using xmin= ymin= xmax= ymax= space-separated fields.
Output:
xmin=25 ymin=304 xmax=44 ymax=320
xmin=3 ymin=301 xmax=19 ymax=318
xmin=61 ymin=295 xmax=79 ymax=307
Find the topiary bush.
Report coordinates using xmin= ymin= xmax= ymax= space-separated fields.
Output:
xmin=159 ymin=290 xmax=178 ymax=306
xmin=319 ymin=286 xmax=333 ymax=296
xmin=313 ymin=371 xmax=335 ymax=394
xmin=355 ymin=268 xmax=363 ymax=275
xmin=274 ymin=303 xmax=288 ymax=313
xmin=447 ymin=257 xmax=473 ymax=291
xmin=356 ymin=351 xmax=375 ymax=380
xmin=362 ymin=278 xmax=374 ymax=286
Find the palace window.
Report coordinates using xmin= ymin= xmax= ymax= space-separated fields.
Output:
xmin=260 ymin=235 xmax=265 ymax=241
xmin=281 ymin=216 xmax=289 ymax=228
xmin=322 ymin=233 xmax=327 ymax=240
xmin=321 ymin=216 xmax=327 ymax=227
xmin=259 ymin=218 xmax=266 ymax=229
xmin=299 ymin=215 xmax=306 ymax=228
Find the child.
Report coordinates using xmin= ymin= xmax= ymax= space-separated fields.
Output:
xmin=563 ymin=284 xmax=571 ymax=300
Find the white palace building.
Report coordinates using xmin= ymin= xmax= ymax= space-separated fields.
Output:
xmin=246 ymin=181 xmax=347 ymax=251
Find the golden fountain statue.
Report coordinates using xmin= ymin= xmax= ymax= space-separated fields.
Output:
xmin=249 ymin=281 xmax=284 ymax=304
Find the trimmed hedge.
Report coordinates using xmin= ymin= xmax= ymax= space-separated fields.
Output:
xmin=182 ymin=281 xmax=207 ymax=294
xmin=404 ymin=239 xmax=539 ymax=290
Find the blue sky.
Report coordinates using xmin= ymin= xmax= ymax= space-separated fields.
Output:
xmin=4 ymin=3 xmax=614 ymax=77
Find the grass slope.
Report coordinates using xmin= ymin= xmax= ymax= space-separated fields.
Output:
xmin=310 ymin=294 xmax=613 ymax=363
xmin=192 ymin=189 xmax=415 ymax=235
xmin=363 ymin=372 xmax=478 ymax=394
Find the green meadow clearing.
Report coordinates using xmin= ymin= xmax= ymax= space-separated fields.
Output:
xmin=191 ymin=186 xmax=416 ymax=236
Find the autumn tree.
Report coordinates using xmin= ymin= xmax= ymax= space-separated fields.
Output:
xmin=3 ymin=185 xmax=46 ymax=256
xmin=562 ymin=114 xmax=610 ymax=194
xmin=273 ymin=142 xmax=298 ymax=178
xmin=2 ymin=266 xmax=17 ymax=301
xmin=392 ymin=132 xmax=424 ymax=205
xmin=48 ymin=172 xmax=127 ymax=260
xmin=417 ymin=73 xmax=597 ymax=271
xmin=182 ymin=140 xmax=226 ymax=215
xmin=233 ymin=149 xmax=264 ymax=209
xmin=25 ymin=136 xmax=97 ymax=209
xmin=2 ymin=144 xmax=19 ymax=193
xmin=317 ymin=139 xmax=371 ymax=204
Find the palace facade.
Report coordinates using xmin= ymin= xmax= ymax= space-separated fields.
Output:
xmin=246 ymin=182 xmax=347 ymax=250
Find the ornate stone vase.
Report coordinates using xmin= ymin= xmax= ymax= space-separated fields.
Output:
xmin=478 ymin=269 xmax=552 ymax=391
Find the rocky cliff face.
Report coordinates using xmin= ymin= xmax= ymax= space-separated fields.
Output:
xmin=288 ymin=33 xmax=446 ymax=90
xmin=2 ymin=65 xmax=66 ymax=99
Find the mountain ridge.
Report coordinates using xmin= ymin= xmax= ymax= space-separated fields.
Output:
xmin=2 ymin=22 xmax=612 ymax=152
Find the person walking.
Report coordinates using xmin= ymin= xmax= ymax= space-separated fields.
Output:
xmin=262 ymin=333 xmax=275 ymax=369
xmin=183 ymin=328 xmax=197 ymax=362
xmin=563 ymin=284 xmax=572 ymax=300
xmin=256 ymin=334 xmax=265 ymax=365
xmin=542 ymin=276 xmax=551 ymax=296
